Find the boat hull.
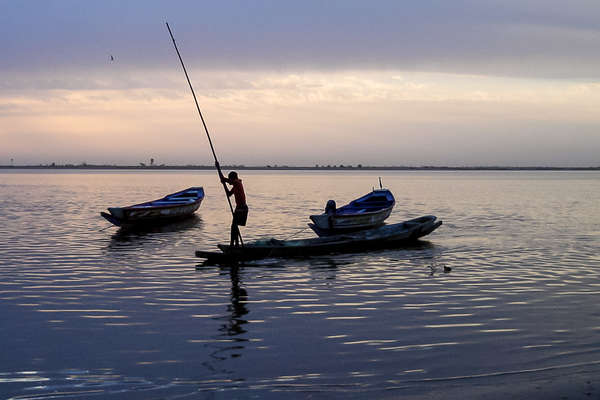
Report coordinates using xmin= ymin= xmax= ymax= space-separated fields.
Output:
xmin=309 ymin=206 xmax=393 ymax=235
xmin=196 ymin=215 xmax=442 ymax=263
xmin=101 ymin=187 xmax=204 ymax=227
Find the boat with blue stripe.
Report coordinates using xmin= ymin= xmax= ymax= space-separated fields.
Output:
xmin=101 ymin=187 xmax=204 ymax=228
xmin=309 ymin=188 xmax=395 ymax=236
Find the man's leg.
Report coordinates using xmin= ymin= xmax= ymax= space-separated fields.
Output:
xmin=231 ymin=223 xmax=240 ymax=247
xmin=230 ymin=222 xmax=236 ymax=246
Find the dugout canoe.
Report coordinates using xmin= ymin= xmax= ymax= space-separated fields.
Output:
xmin=308 ymin=189 xmax=395 ymax=236
xmin=101 ymin=187 xmax=204 ymax=227
xmin=196 ymin=215 xmax=442 ymax=264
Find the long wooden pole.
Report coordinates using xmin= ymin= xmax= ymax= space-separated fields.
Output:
xmin=166 ymin=22 xmax=243 ymax=246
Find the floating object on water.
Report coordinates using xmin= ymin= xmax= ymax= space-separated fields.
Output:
xmin=308 ymin=189 xmax=395 ymax=236
xmin=100 ymin=187 xmax=204 ymax=228
xmin=429 ymin=260 xmax=452 ymax=275
xmin=196 ymin=215 xmax=442 ymax=264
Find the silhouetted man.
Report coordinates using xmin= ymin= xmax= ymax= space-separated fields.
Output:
xmin=219 ymin=168 xmax=248 ymax=247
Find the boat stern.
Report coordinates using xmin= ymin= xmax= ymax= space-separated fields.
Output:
xmin=101 ymin=211 xmax=122 ymax=227
xmin=309 ymin=214 xmax=330 ymax=229
xmin=107 ymin=207 xmax=125 ymax=220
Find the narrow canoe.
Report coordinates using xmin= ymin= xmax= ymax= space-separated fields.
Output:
xmin=308 ymin=189 xmax=395 ymax=236
xmin=196 ymin=215 xmax=442 ymax=263
xmin=101 ymin=187 xmax=204 ymax=227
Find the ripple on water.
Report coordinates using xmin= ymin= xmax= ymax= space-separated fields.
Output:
xmin=1 ymin=171 xmax=600 ymax=399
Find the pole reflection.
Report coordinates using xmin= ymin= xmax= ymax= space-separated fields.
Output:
xmin=220 ymin=265 xmax=249 ymax=339
xmin=203 ymin=265 xmax=250 ymax=366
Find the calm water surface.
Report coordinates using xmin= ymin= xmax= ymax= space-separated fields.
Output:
xmin=0 ymin=170 xmax=599 ymax=399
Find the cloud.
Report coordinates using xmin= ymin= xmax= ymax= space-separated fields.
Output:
xmin=2 ymin=1 xmax=600 ymax=79
xmin=2 ymin=69 xmax=599 ymax=166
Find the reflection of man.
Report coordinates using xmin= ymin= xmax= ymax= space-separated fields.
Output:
xmin=227 ymin=266 xmax=248 ymax=336
xmin=218 ymin=167 xmax=248 ymax=247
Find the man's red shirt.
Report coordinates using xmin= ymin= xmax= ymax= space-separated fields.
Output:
xmin=228 ymin=178 xmax=246 ymax=207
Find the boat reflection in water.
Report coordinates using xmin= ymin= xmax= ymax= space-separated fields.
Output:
xmin=108 ymin=215 xmax=203 ymax=249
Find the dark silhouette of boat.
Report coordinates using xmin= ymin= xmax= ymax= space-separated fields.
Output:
xmin=196 ymin=215 xmax=441 ymax=264
xmin=101 ymin=187 xmax=204 ymax=228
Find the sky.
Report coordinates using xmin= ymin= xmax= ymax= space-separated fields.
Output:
xmin=1 ymin=0 xmax=599 ymax=167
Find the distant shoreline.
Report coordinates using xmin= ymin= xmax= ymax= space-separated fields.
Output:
xmin=0 ymin=165 xmax=598 ymax=171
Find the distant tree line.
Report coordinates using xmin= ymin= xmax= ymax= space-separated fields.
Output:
xmin=1 ymin=163 xmax=598 ymax=171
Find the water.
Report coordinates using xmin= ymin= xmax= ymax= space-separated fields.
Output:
xmin=0 ymin=169 xmax=599 ymax=399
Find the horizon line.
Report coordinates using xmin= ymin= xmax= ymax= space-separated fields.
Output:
xmin=1 ymin=164 xmax=599 ymax=171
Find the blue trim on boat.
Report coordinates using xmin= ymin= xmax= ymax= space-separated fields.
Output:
xmin=128 ymin=187 xmax=205 ymax=209
xmin=336 ymin=189 xmax=395 ymax=214
xmin=100 ymin=187 xmax=204 ymax=227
